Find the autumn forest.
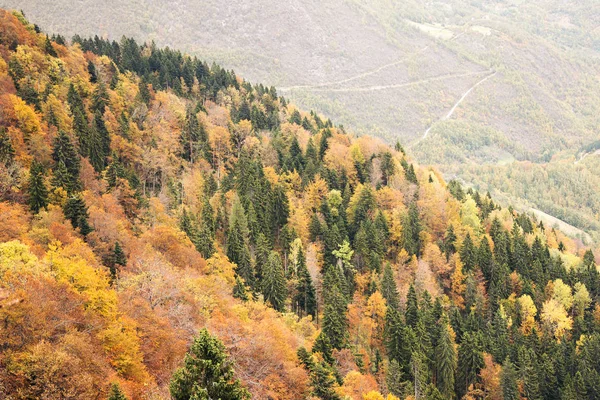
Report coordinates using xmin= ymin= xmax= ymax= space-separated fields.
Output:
xmin=1 ymin=9 xmax=600 ymax=400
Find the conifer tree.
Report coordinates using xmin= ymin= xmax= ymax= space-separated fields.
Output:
xmin=64 ymin=193 xmax=92 ymax=235
xmin=444 ymin=224 xmax=457 ymax=259
xmin=196 ymin=196 xmax=215 ymax=258
xmin=87 ymin=60 xmax=97 ymax=83
xmin=294 ymin=248 xmax=317 ymax=318
xmin=261 ymin=251 xmax=287 ymax=312
xmin=322 ymin=270 xmax=349 ymax=349
xmin=0 ymin=129 xmax=15 ymax=165
xmin=501 ymin=357 xmax=519 ymax=400
xmin=405 ymin=284 xmax=420 ymax=328
xmin=110 ymin=241 xmax=127 ymax=279
xmin=227 ymin=196 xmax=254 ymax=287
xmin=381 ymin=263 xmax=400 ymax=311
xmin=52 ymin=130 xmax=81 ymax=190
xmin=435 ymin=318 xmax=457 ymax=398
xmin=107 ymin=382 xmax=128 ymax=400
xmin=233 ymin=276 xmax=249 ymax=301
xmin=456 ymin=332 xmax=483 ymax=398
xmin=170 ymin=329 xmax=250 ymax=400
xmin=460 ymin=233 xmax=476 ymax=272
xmin=403 ymin=203 xmax=422 ymax=256
xmin=27 ymin=160 xmax=48 ymax=213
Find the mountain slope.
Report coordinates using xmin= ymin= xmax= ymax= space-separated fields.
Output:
xmin=6 ymin=0 xmax=600 ymax=241
xmin=1 ymin=9 xmax=600 ymax=400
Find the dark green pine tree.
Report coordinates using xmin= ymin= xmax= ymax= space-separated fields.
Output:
xmin=27 ymin=160 xmax=48 ymax=213
xmin=287 ymin=136 xmax=305 ymax=173
xmin=92 ymin=110 xmax=110 ymax=171
xmin=381 ymin=263 xmax=400 ymax=312
xmin=386 ymin=359 xmax=407 ymax=398
xmin=309 ymin=361 xmax=341 ymax=400
xmin=233 ymin=276 xmax=249 ymax=301
xmin=180 ymin=106 xmax=211 ymax=164
xmin=405 ymin=284 xmax=420 ymax=328
xmin=52 ymin=160 xmax=75 ymax=193
xmin=294 ymin=248 xmax=317 ymax=318
xmin=322 ymin=269 xmax=349 ymax=350
xmin=379 ymin=151 xmax=395 ymax=186
xmin=63 ymin=193 xmax=92 ymax=236
xmin=107 ymin=382 xmax=128 ymax=400
xmin=309 ymin=213 xmax=322 ymax=242
xmin=402 ymin=202 xmax=422 ymax=257
xmin=517 ymin=346 xmax=541 ymax=400
xmin=459 ymin=233 xmax=476 ymax=272
xmin=456 ymin=332 xmax=483 ymax=398
xmin=110 ymin=241 xmax=127 ymax=279
xmin=227 ymin=196 xmax=255 ymax=287
xmin=169 ymin=329 xmax=250 ymax=400
xmin=254 ymin=233 xmax=271 ymax=284
xmin=52 ymin=130 xmax=81 ymax=191
xmin=488 ymin=308 xmax=509 ymax=363
xmin=477 ymin=236 xmax=493 ymax=281
xmin=444 ymin=224 xmax=457 ymax=259
xmin=501 ymin=357 xmax=519 ymax=400
xmin=44 ymin=35 xmax=57 ymax=57
xmin=87 ymin=60 xmax=97 ymax=83
xmin=0 ymin=129 xmax=15 ymax=165
xmin=197 ymin=196 xmax=216 ymax=258
xmin=435 ymin=318 xmax=457 ymax=398
xmin=261 ymin=251 xmax=287 ymax=312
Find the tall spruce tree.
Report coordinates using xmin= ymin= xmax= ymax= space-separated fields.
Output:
xmin=435 ymin=318 xmax=457 ymax=398
xmin=27 ymin=160 xmax=48 ymax=213
xmin=261 ymin=251 xmax=287 ymax=312
xmin=227 ymin=196 xmax=255 ymax=287
xmin=456 ymin=332 xmax=483 ymax=398
xmin=294 ymin=248 xmax=317 ymax=318
xmin=322 ymin=269 xmax=349 ymax=349
xmin=169 ymin=329 xmax=250 ymax=400
xmin=64 ymin=193 xmax=92 ymax=236
xmin=107 ymin=382 xmax=128 ymax=400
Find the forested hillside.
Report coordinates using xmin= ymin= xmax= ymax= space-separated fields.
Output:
xmin=7 ymin=0 xmax=600 ymax=242
xmin=2 ymin=9 xmax=600 ymax=400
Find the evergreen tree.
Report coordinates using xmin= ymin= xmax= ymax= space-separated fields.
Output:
xmin=107 ymin=382 xmax=128 ymax=400
xmin=52 ymin=130 xmax=81 ymax=190
xmin=87 ymin=60 xmax=97 ymax=83
xmin=110 ymin=241 xmax=127 ymax=279
xmin=0 ymin=129 xmax=15 ymax=165
xmin=64 ymin=193 xmax=92 ymax=236
xmin=380 ymin=151 xmax=395 ymax=186
xmin=444 ymin=224 xmax=457 ymax=259
xmin=227 ymin=196 xmax=254 ymax=287
xmin=180 ymin=106 xmax=211 ymax=163
xmin=405 ymin=284 xmax=419 ymax=328
xmin=456 ymin=332 xmax=483 ymax=398
xmin=403 ymin=203 xmax=422 ymax=256
xmin=435 ymin=318 xmax=457 ymax=398
xmin=459 ymin=233 xmax=476 ymax=272
xmin=170 ymin=329 xmax=250 ymax=400
xmin=517 ymin=346 xmax=541 ymax=400
xmin=381 ymin=263 xmax=400 ymax=311
xmin=27 ymin=160 xmax=48 ymax=213
xmin=197 ymin=196 xmax=215 ymax=258
xmin=322 ymin=270 xmax=349 ymax=349
xmin=233 ymin=276 xmax=249 ymax=301
xmin=294 ymin=248 xmax=317 ymax=318
xmin=501 ymin=357 xmax=519 ymax=400
xmin=261 ymin=251 xmax=287 ymax=312
xmin=309 ymin=361 xmax=341 ymax=400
